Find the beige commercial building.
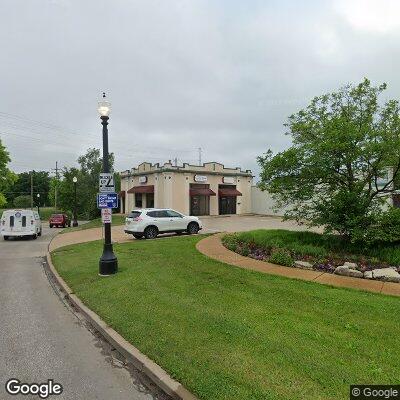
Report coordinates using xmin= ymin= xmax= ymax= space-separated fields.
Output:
xmin=120 ymin=161 xmax=253 ymax=216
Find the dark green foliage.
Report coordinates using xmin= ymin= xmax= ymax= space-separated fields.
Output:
xmin=13 ymin=195 xmax=32 ymax=208
xmin=0 ymin=139 xmax=17 ymax=207
xmin=56 ymin=148 xmax=116 ymax=220
xmin=224 ymin=229 xmax=400 ymax=266
xmin=361 ymin=208 xmax=400 ymax=245
xmin=258 ymin=79 xmax=400 ymax=241
xmin=269 ymin=248 xmax=294 ymax=266
xmin=7 ymin=171 xmax=50 ymax=207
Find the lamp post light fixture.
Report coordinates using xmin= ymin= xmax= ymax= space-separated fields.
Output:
xmin=36 ymin=193 xmax=40 ymax=215
xmin=72 ymin=176 xmax=78 ymax=227
xmin=97 ymin=93 xmax=118 ymax=276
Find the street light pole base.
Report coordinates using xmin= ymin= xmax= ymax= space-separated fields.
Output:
xmin=72 ymin=221 xmax=79 ymax=227
xmin=99 ymin=243 xmax=118 ymax=275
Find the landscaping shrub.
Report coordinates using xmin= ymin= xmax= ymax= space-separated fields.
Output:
xmin=362 ymin=208 xmax=400 ymax=245
xmin=222 ymin=229 xmax=400 ymax=266
xmin=221 ymin=234 xmax=239 ymax=252
xmin=237 ymin=242 xmax=250 ymax=257
xmin=269 ymin=248 xmax=294 ymax=267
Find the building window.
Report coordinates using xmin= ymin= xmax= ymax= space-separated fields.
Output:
xmin=135 ymin=193 xmax=143 ymax=208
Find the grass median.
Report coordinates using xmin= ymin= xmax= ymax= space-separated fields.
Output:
xmin=51 ymin=235 xmax=400 ymax=400
xmin=60 ymin=215 xmax=126 ymax=233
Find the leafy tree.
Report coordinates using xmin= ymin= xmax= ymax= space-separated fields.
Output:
xmin=57 ymin=148 xmax=115 ymax=219
xmin=57 ymin=168 xmax=80 ymax=216
xmin=48 ymin=177 xmax=58 ymax=207
xmin=0 ymin=139 xmax=17 ymax=207
xmin=13 ymin=195 xmax=32 ymax=208
xmin=258 ymin=79 xmax=400 ymax=241
xmin=8 ymin=171 xmax=50 ymax=207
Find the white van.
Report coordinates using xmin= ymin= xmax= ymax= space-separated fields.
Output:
xmin=0 ymin=209 xmax=42 ymax=240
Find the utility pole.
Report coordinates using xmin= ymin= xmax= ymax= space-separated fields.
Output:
xmin=51 ymin=161 xmax=60 ymax=210
xmin=174 ymin=157 xmax=178 ymax=167
xmin=30 ymin=171 xmax=33 ymax=209
xmin=198 ymin=147 xmax=202 ymax=166
xmin=55 ymin=161 xmax=59 ymax=210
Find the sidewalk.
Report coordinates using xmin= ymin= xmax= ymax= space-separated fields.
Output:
xmin=196 ymin=234 xmax=400 ymax=297
xmin=49 ymin=226 xmax=130 ymax=252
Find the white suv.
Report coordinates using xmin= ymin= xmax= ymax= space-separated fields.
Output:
xmin=124 ymin=208 xmax=202 ymax=239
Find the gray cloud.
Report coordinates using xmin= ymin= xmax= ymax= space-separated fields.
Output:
xmin=1 ymin=0 xmax=400 ymax=178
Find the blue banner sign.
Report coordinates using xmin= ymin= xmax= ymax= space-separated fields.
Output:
xmin=97 ymin=193 xmax=119 ymax=209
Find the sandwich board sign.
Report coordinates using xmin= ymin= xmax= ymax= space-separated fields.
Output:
xmin=99 ymin=173 xmax=115 ymax=193
xmin=101 ymin=208 xmax=112 ymax=223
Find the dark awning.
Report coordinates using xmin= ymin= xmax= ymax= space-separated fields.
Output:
xmin=119 ymin=191 xmax=126 ymax=198
xmin=127 ymin=185 xmax=154 ymax=194
xmin=190 ymin=188 xmax=216 ymax=196
xmin=219 ymin=188 xmax=242 ymax=196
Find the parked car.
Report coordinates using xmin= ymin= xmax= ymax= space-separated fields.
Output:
xmin=0 ymin=209 xmax=42 ymax=240
xmin=124 ymin=208 xmax=202 ymax=239
xmin=49 ymin=214 xmax=71 ymax=228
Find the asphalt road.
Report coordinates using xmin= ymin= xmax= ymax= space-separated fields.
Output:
xmin=0 ymin=226 xmax=165 ymax=400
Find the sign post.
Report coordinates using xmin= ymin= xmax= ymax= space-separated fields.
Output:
xmin=97 ymin=93 xmax=118 ymax=276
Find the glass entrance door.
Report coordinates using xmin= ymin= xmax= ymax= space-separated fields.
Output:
xmin=190 ymin=195 xmax=210 ymax=216
xmin=219 ymin=196 xmax=236 ymax=215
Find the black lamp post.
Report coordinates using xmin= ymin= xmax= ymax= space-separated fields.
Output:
xmin=72 ymin=176 xmax=78 ymax=227
xmin=36 ymin=193 xmax=40 ymax=215
xmin=98 ymin=93 xmax=118 ymax=276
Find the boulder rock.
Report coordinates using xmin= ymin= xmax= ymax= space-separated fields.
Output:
xmin=344 ymin=262 xmax=358 ymax=270
xmin=334 ymin=265 xmax=363 ymax=278
xmin=364 ymin=268 xmax=400 ymax=283
xmin=364 ymin=271 xmax=373 ymax=279
xmin=294 ymin=260 xmax=314 ymax=270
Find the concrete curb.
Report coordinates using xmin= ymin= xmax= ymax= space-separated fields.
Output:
xmin=196 ymin=234 xmax=400 ymax=297
xmin=46 ymin=247 xmax=198 ymax=400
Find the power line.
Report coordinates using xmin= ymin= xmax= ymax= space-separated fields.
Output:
xmin=0 ymin=111 xmax=198 ymax=154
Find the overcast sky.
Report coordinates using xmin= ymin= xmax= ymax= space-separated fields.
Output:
xmin=1 ymin=0 xmax=400 ymax=179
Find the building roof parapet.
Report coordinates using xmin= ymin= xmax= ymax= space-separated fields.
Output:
xmin=120 ymin=161 xmax=253 ymax=178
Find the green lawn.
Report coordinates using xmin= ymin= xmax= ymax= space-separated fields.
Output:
xmin=223 ymin=229 xmax=400 ymax=266
xmin=51 ymin=235 xmax=400 ymax=400
xmin=60 ymin=215 xmax=126 ymax=233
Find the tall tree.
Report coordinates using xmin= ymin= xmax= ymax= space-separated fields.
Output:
xmin=0 ymin=139 xmax=17 ymax=207
xmin=57 ymin=148 xmax=115 ymax=219
xmin=258 ymin=79 xmax=400 ymax=240
xmin=8 ymin=171 xmax=50 ymax=207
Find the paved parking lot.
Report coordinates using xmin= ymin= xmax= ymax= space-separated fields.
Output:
xmin=201 ymin=214 xmax=321 ymax=233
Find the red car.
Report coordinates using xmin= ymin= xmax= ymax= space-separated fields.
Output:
xmin=49 ymin=214 xmax=71 ymax=228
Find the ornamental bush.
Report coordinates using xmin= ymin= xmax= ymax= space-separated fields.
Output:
xmin=362 ymin=208 xmax=400 ymax=245
xmin=269 ymin=248 xmax=294 ymax=267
